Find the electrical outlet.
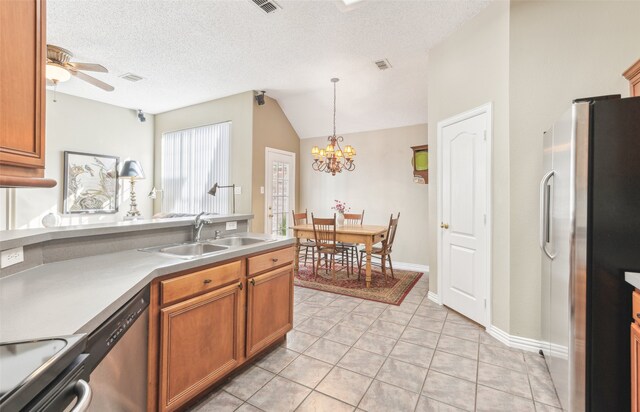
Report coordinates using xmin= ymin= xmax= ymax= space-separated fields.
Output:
xmin=1 ymin=247 xmax=24 ymax=269
xmin=234 ymin=186 xmax=242 ymax=195
xmin=260 ymin=186 xmax=264 ymax=194
xmin=226 ymin=221 xmax=237 ymax=230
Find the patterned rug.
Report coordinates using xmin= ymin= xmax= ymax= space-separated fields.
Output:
xmin=294 ymin=263 xmax=423 ymax=306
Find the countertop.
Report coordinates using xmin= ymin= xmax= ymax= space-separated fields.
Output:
xmin=625 ymin=272 xmax=640 ymax=290
xmin=0 ymin=234 xmax=294 ymax=342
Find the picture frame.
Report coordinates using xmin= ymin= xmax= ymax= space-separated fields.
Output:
xmin=63 ymin=151 xmax=119 ymax=214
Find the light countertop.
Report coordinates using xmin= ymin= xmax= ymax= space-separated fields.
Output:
xmin=0 ymin=234 xmax=293 ymax=342
xmin=625 ymin=272 xmax=640 ymax=290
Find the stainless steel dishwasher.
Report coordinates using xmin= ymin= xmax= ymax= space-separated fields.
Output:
xmin=85 ymin=286 xmax=149 ymax=411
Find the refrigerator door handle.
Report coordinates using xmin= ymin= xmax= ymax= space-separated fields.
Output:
xmin=539 ymin=170 xmax=556 ymax=259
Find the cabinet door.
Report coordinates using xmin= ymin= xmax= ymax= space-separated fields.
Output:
xmin=633 ymin=322 xmax=640 ymax=412
xmin=246 ymin=265 xmax=294 ymax=358
xmin=0 ymin=0 xmax=48 ymax=180
xmin=159 ymin=282 xmax=243 ymax=412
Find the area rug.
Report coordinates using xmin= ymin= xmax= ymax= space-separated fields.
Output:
xmin=294 ymin=263 xmax=422 ymax=306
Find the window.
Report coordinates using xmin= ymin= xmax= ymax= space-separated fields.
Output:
xmin=161 ymin=122 xmax=231 ymax=214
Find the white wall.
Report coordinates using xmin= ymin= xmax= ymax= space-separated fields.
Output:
xmin=300 ymin=124 xmax=429 ymax=266
xmin=153 ymin=92 xmax=254 ymax=215
xmin=427 ymin=1 xmax=511 ymax=330
xmin=507 ymin=0 xmax=640 ymax=338
xmin=4 ymin=91 xmax=154 ymax=229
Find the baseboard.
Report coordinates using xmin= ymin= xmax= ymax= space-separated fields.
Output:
xmin=427 ymin=291 xmax=441 ymax=305
xmin=393 ymin=261 xmax=429 ymax=274
xmin=487 ymin=325 xmax=546 ymax=354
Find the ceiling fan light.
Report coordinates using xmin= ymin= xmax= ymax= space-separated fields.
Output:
xmin=46 ymin=63 xmax=71 ymax=82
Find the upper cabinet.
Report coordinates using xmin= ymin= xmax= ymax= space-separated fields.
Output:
xmin=624 ymin=58 xmax=640 ymax=98
xmin=0 ymin=0 xmax=56 ymax=188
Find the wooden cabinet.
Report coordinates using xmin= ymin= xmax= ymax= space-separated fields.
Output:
xmin=246 ymin=265 xmax=294 ymax=358
xmin=632 ymin=321 xmax=640 ymax=412
xmin=159 ymin=282 xmax=244 ymax=412
xmin=624 ymin=59 xmax=640 ymax=98
xmin=148 ymin=247 xmax=295 ymax=411
xmin=0 ymin=0 xmax=55 ymax=188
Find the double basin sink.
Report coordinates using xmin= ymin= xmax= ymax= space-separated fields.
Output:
xmin=140 ymin=235 xmax=273 ymax=259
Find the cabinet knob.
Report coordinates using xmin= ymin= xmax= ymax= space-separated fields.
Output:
xmin=238 ymin=282 xmax=243 ymax=290
xmin=250 ymin=278 xmax=256 ymax=286
xmin=271 ymin=258 xmax=279 ymax=263
xmin=203 ymin=279 xmax=212 ymax=284
xmin=636 ymin=312 xmax=640 ymax=319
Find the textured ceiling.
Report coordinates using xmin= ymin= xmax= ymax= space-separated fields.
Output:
xmin=47 ymin=0 xmax=490 ymax=138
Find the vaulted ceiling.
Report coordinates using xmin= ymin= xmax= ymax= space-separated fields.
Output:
xmin=48 ymin=0 xmax=489 ymax=138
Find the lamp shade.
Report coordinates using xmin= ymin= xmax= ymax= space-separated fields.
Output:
xmin=119 ymin=160 xmax=145 ymax=179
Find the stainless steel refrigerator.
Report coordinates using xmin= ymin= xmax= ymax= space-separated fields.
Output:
xmin=540 ymin=95 xmax=640 ymax=411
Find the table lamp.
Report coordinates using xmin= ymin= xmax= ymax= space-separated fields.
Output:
xmin=119 ymin=160 xmax=145 ymax=219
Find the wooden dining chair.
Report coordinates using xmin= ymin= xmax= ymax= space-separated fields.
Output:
xmin=358 ymin=213 xmax=400 ymax=283
xmin=339 ymin=210 xmax=365 ymax=276
xmin=312 ymin=213 xmax=345 ymax=281
xmin=292 ymin=209 xmax=315 ymax=274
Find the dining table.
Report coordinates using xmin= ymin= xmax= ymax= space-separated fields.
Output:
xmin=290 ymin=223 xmax=387 ymax=288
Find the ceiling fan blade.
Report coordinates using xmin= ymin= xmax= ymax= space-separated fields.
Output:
xmin=67 ymin=62 xmax=108 ymax=73
xmin=70 ymin=70 xmax=115 ymax=92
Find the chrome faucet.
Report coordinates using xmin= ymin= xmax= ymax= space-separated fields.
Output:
xmin=193 ymin=212 xmax=214 ymax=242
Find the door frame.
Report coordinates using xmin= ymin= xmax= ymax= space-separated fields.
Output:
xmin=264 ymin=147 xmax=296 ymax=235
xmin=436 ymin=102 xmax=493 ymax=328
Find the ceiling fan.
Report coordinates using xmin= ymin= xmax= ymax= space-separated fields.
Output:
xmin=46 ymin=45 xmax=114 ymax=92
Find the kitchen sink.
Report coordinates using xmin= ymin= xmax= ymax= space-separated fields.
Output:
xmin=207 ymin=236 xmax=268 ymax=247
xmin=159 ymin=243 xmax=229 ymax=256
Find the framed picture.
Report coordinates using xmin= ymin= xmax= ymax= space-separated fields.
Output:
xmin=63 ymin=151 xmax=119 ymax=214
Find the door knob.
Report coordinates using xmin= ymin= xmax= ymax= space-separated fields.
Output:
xmin=440 ymin=223 xmax=449 ymax=229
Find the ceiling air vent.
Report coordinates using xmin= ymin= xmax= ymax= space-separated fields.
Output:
xmin=250 ymin=0 xmax=281 ymax=14
xmin=374 ymin=59 xmax=392 ymax=71
xmin=119 ymin=73 xmax=144 ymax=82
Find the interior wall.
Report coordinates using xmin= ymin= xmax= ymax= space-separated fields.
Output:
xmin=508 ymin=0 xmax=640 ymax=338
xmin=153 ymin=91 xmax=254 ymax=215
xmin=3 ymin=91 xmax=154 ymax=229
xmin=300 ymin=124 xmax=429 ymax=266
xmin=252 ymin=96 xmax=301 ymax=233
xmin=427 ymin=1 xmax=511 ymax=331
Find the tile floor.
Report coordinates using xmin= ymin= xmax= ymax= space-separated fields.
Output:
xmin=189 ymin=277 xmax=562 ymax=412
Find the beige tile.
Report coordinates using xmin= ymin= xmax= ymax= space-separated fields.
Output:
xmin=255 ymin=347 xmax=299 ymax=374
xmin=297 ymin=391 xmax=355 ymax=412
xmin=445 ymin=311 xmax=477 ymax=326
xmin=224 ymin=366 xmax=275 ymax=400
xmin=436 ymin=334 xmax=478 ymax=360
xmin=414 ymin=305 xmax=448 ymax=321
xmin=477 ymin=362 xmax=532 ymax=399
xmin=313 ymin=306 xmax=351 ymax=320
xmin=295 ymin=317 xmax=337 ymax=336
xmin=415 ymin=396 xmax=466 ymax=411
xmin=304 ymin=338 xmax=351 ymax=364
xmin=279 ymin=355 xmax=333 ymax=388
xmin=408 ymin=315 xmax=445 ymax=333
xmin=189 ymin=390 xmax=243 ymax=412
xmin=475 ymin=385 xmax=535 ymax=412
xmin=316 ymin=367 xmax=373 ymax=406
xmin=295 ymin=303 xmax=323 ymax=317
xmin=358 ymin=380 xmax=419 ymax=411
xmin=441 ymin=322 xmax=482 ymax=342
xmin=353 ymin=332 xmax=397 ymax=356
xmin=430 ymin=350 xmax=477 ymax=382
xmin=340 ymin=313 xmax=376 ymax=329
xmin=324 ymin=323 xmax=366 ymax=346
xmin=282 ymin=329 xmax=319 ymax=353
xmin=389 ymin=340 xmax=434 ymax=368
xmin=422 ymin=370 xmax=476 ymax=411
xmin=396 ymin=301 xmax=419 ymax=314
xmin=367 ymin=319 xmax=406 ymax=339
xmin=234 ymin=403 xmax=263 ymax=412
xmin=351 ymin=303 xmax=386 ymax=318
xmin=529 ymin=372 xmax=562 ymax=407
xmin=337 ymin=347 xmax=386 ymax=378
xmin=378 ymin=307 xmax=414 ymax=325
xmin=399 ymin=326 xmax=440 ymax=349
xmin=247 ymin=376 xmax=311 ymax=412
xmin=479 ymin=344 xmax=526 ymax=373
xmin=375 ymin=357 xmax=427 ymax=393
xmin=534 ymin=401 xmax=563 ymax=411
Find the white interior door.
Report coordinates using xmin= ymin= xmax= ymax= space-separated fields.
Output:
xmin=438 ymin=105 xmax=490 ymax=326
xmin=265 ymin=148 xmax=296 ymax=236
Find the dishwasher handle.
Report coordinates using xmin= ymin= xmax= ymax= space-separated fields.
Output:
xmin=70 ymin=380 xmax=92 ymax=412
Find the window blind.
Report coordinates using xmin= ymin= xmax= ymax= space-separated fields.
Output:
xmin=161 ymin=122 xmax=231 ymax=214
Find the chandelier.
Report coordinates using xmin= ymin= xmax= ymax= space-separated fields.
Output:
xmin=311 ymin=78 xmax=356 ymax=176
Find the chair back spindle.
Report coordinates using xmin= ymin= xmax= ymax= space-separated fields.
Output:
xmin=312 ymin=213 xmax=337 ymax=250
xmin=343 ymin=210 xmax=365 ymax=226
xmin=383 ymin=213 xmax=400 ymax=253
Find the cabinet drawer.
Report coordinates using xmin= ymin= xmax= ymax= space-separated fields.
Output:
xmin=247 ymin=247 xmax=294 ymax=277
xmin=633 ymin=291 xmax=640 ymax=322
xmin=161 ymin=261 xmax=242 ymax=305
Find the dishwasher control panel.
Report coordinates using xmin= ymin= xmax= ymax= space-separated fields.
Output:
xmin=85 ymin=286 xmax=150 ymax=372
